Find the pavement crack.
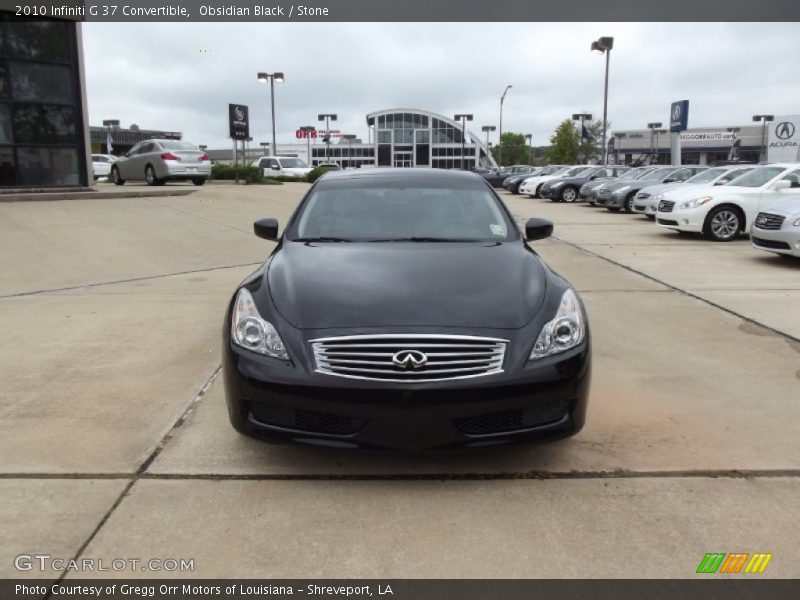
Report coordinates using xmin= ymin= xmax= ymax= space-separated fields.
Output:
xmin=39 ymin=365 xmax=222 ymax=598
xmin=551 ymin=235 xmax=800 ymax=345
xmin=0 ymin=263 xmax=260 ymax=299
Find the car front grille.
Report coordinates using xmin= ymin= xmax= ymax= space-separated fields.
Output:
xmin=751 ymin=236 xmax=791 ymax=250
xmin=658 ymin=200 xmax=675 ymax=212
xmin=249 ymin=402 xmax=366 ymax=435
xmin=311 ymin=334 xmax=507 ymax=382
xmin=753 ymin=213 xmax=785 ymax=230
xmin=453 ymin=399 xmax=569 ymax=435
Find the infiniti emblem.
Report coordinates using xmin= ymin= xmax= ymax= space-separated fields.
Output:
xmin=392 ymin=350 xmax=427 ymax=370
xmin=776 ymin=122 xmax=795 ymax=140
xmin=757 ymin=216 xmax=767 ymax=224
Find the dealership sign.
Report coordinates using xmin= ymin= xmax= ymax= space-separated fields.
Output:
xmin=295 ymin=128 xmax=343 ymax=139
xmin=679 ymin=131 xmax=735 ymax=143
xmin=669 ymin=100 xmax=689 ymax=133
xmin=767 ymin=115 xmax=800 ymax=162
xmin=228 ymin=103 xmax=249 ymax=140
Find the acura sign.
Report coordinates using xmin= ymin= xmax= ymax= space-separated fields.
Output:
xmin=669 ymin=100 xmax=689 ymax=133
xmin=767 ymin=114 xmax=800 ymax=162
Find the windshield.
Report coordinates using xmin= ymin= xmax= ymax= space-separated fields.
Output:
xmin=685 ymin=168 xmax=726 ymax=184
xmin=563 ymin=166 xmax=589 ymax=177
xmin=573 ymin=167 xmax=597 ymax=177
xmin=279 ymin=158 xmax=308 ymax=168
xmin=292 ymin=181 xmax=514 ymax=242
xmin=158 ymin=140 xmax=198 ymax=151
xmin=640 ymin=167 xmax=676 ymax=181
xmin=615 ymin=169 xmax=644 ymax=182
xmin=726 ymin=167 xmax=786 ymax=188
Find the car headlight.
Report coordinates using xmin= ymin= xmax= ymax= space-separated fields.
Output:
xmin=679 ymin=196 xmax=713 ymax=209
xmin=529 ymin=289 xmax=586 ymax=360
xmin=793 ymin=217 xmax=800 ymax=227
xmin=231 ymin=288 xmax=288 ymax=359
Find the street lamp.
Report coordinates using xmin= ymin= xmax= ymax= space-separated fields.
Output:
xmin=498 ymin=85 xmax=512 ymax=167
xmin=752 ymin=114 xmax=774 ymax=162
xmin=591 ymin=36 xmax=614 ymax=165
xmin=342 ymin=134 xmax=357 ymax=168
xmin=524 ymin=133 xmax=533 ymax=165
xmin=481 ymin=126 xmax=496 ymax=167
xmin=454 ymin=114 xmax=473 ymax=169
xmin=299 ymin=126 xmax=315 ymax=166
xmin=102 ymin=119 xmax=119 ymax=154
xmin=572 ymin=113 xmax=592 ymax=163
xmin=318 ymin=113 xmax=337 ymax=161
xmin=647 ymin=122 xmax=663 ymax=163
xmin=257 ymin=71 xmax=284 ymax=157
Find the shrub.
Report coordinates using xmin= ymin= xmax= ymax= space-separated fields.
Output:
xmin=210 ymin=163 xmax=262 ymax=184
xmin=306 ymin=166 xmax=329 ymax=183
xmin=264 ymin=175 xmax=306 ymax=183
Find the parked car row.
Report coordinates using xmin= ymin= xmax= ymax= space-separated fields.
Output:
xmin=494 ymin=162 xmax=800 ymax=259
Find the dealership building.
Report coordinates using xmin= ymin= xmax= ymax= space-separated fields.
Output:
xmin=609 ymin=119 xmax=800 ymax=165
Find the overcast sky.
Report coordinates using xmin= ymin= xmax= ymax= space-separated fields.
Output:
xmin=82 ymin=22 xmax=800 ymax=149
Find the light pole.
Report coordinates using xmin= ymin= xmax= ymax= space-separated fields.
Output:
xmin=572 ymin=113 xmax=592 ymax=163
xmin=498 ymin=85 xmax=512 ymax=167
xmin=256 ymin=71 xmax=284 ymax=157
xmin=318 ymin=113 xmax=337 ymax=162
xmin=245 ymin=136 xmax=253 ymax=164
xmin=481 ymin=126 xmax=496 ymax=168
xmin=342 ymin=134 xmax=356 ymax=168
xmin=454 ymin=114 xmax=473 ymax=169
xmin=102 ymin=119 xmax=119 ymax=154
xmin=591 ymin=36 xmax=614 ymax=165
xmin=299 ymin=126 xmax=315 ymax=165
xmin=647 ymin=122 xmax=662 ymax=164
xmin=524 ymin=133 xmax=533 ymax=164
xmin=752 ymin=114 xmax=774 ymax=163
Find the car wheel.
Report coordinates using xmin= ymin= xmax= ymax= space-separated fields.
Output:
xmin=704 ymin=206 xmax=741 ymax=242
xmin=513 ymin=182 xmax=522 ymax=194
xmin=145 ymin=165 xmax=159 ymax=186
xmin=607 ymin=206 xmax=621 ymax=212
xmin=192 ymin=178 xmax=206 ymax=186
xmin=646 ymin=214 xmax=655 ymax=220
xmin=111 ymin=166 xmax=125 ymax=186
xmin=534 ymin=184 xmax=543 ymax=198
xmin=623 ymin=193 xmax=637 ymax=213
xmin=560 ymin=187 xmax=578 ymax=203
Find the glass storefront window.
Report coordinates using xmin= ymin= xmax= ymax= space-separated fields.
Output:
xmin=0 ymin=103 xmax=11 ymax=143
xmin=4 ymin=21 xmax=71 ymax=62
xmin=16 ymin=147 xmax=80 ymax=186
xmin=10 ymin=62 xmax=73 ymax=104
xmin=0 ymin=64 xmax=8 ymax=99
xmin=13 ymin=104 xmax=77 ymax=144
xmin=0 ymin=146 xmax=16 ymax=186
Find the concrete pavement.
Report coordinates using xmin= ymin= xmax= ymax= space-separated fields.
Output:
xmin=1 ymin=183 xmax=798 ymax=580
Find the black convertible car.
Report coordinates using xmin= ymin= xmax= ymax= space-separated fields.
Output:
xmin=223 ymin=169 xmax=591 ymax=450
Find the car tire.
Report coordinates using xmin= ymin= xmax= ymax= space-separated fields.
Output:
xmin=145 ymin=165 xmax=160 ymax=186
xmin=703 ymin=206 xmax=742 ymax=242
xmin=560 ymin=186 xmax=578 ymax=203
xmin=111 ymin=166 xmax=125 ymax=186
xmin=513 ymin=182 xmax=522 ymax=194
xmin=607 ymin=206 xmax=621 ymax=212
xmin=534 ymin=184 xmax=543 ymax=198
xmin=192 ymin=178 xmax=206 ymax=186
xmin=646 ymin=214 xmax=655 ymax=220
xmin=623 ymin=193 xmax=637 ymax=213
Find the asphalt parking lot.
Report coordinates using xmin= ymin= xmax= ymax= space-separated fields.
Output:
xmin=2 ymin=183 xmax=799 ymax=579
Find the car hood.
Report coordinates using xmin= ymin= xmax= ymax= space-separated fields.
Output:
xmin=637 ymin=182 xmax=686 ymax=196
xmin=522 ymin=175 xmax=561 ymax=185
xmin=267 ymin=241 xmax=547 ymax=329
xmin=661 ymin=183 xmax=723 ymax=201
xmin=761 ymin=196 xmax=800 ymax=216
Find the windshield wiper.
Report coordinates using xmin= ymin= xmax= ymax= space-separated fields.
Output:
xmin=292 ymin=236 xmax=352 ymax=243
xmin=366 ymin=237 xmax=484 ymax=243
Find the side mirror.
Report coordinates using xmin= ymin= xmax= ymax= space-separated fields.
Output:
xmin=525 ymin=218 xmax=553 ymax=242
xmin=254 ymin=217 xmax=279 ymax=241
xmin=271 ymin=165 xmax=281 ymax=171
xmin=772 ymin=180 xmax=791 ymax=191
xmin=663 ymin=178 xmax=676 ymax=183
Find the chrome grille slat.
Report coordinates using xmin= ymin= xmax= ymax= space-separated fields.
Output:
xmin=754 ymin=212 xmax=785 ymax=230
xmin=310 ymin=334 xmax=508 ymax=383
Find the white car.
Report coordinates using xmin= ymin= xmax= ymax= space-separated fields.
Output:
xmin=519 ymin=165 xmax=592 ymax=198
xmin=252 ymin=156 xmax=312 ymax=178
xmin=655 ymin=164 xmax=800 ymax=241
xmin=91 ymin=154 xmax=117 ymax=179
xmin=751 ymin=197 xmax=800 ymax=258
xmin=632 ymin=165 xmax=754 ymax=219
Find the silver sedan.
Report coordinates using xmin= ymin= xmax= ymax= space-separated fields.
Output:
xmin=110 ymin=139 xmax=211 ymax=186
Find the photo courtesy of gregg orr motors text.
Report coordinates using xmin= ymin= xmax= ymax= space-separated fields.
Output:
xmin=14 ymin=554 xmax=195 ymax=573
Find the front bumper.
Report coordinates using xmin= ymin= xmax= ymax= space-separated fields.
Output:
xmin=632 ymin=196 xmax=658 ymax=215
xmin=751 ymin=225 xmax=800 ymax=257
xmin=655 ymin=207 xmax=705 ymax=232
xmin=223 ymin=339 xmax=591 ymax=451
xmin=605 ymin=190 xmax=629 ymax=209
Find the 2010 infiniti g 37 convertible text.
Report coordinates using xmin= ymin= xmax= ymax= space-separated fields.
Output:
xmin=223 ymin=169 xmax=591 ymax=450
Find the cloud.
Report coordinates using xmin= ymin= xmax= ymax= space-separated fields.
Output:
xmin=81 ymin=22 xmax=800 ymax=149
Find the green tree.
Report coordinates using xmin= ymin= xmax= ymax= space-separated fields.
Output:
xmin=547 ymin=119 xmax=580 ymax=164
xmin=491 ymin=132 xmax=530 ymax=166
